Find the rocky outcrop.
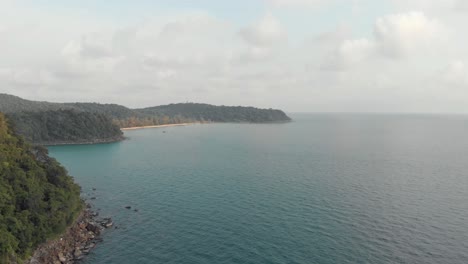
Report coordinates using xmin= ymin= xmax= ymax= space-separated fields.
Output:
xmin=27 ymin=206 xmax=113 ymax=264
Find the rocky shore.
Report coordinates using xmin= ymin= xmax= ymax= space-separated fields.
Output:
xmin=27 ymin=205 xmax=113 ymax=264
xmin=39 ymin=135 xmax=126 ymax=146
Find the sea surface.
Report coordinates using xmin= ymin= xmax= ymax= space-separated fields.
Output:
xmin=48 ymin=114 xmax=468 ymax=264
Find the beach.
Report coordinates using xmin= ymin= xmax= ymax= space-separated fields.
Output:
xmin=121 ymin=123 xmax=198 ymax=131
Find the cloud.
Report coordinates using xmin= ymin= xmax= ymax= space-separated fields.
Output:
xmin=391 ymin=0 xmax=462 ymax=12
xmin=62 ymin=36 xmax=115 ymax=60
xmin=0 ymin=67 xmax=56 ymax=86
xmin=239 ymin=13 xmax=286 ymax=47
xmin=324 ymin=12 xmax=446 ymax=70
xmin=61 ymin=37 xmax=123 ymax=75
xmin=440 ymin=60 xmax=468 ymax=86
xmin=238 ymin=13 xmax=287 ymax=63
xmin=265 ymin=0 xmax=332 ymax=8
xmin=321 ymin=36 xmax=377 ymax=71
xmin=374 ymin=12 xmax=444 ymax=58
xmin=1 ymin=1 xmax=468 ymax=113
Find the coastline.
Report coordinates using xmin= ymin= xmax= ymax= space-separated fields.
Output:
xmin=121 ymin=122 xmax=199 ymax=131
xmin=27 ymin=204 xmax=110 ymax=264
xmin=120 ymin=120 xmax=290 ymax=131
xmin=39 ymin=136 xmax=126 ymax=146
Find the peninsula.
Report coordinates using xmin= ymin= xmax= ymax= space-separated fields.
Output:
xmin=0 ymin=94 xmax=291 ymax=145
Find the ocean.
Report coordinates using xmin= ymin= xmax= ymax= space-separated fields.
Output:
xmin=48 ymin=114 xmax=468 ymax=264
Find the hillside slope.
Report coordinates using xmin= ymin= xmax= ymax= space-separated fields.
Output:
xmin=138 ymin=103 xmax=291 ymax=123
xmin=7 ymin=110 xmax=124 ymax=145
xmin=0 ymin=113 xmax=83 ymax=262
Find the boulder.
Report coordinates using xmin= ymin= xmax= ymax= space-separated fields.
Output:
xmin=100 ymin=218 xmax=113 ymax=228
xmin=58 ymin=252 xmax=66 ymax=262
xmin=74 ymin=247 xmax=82 ymax=258
xmin=86 ymin=222 xmax=101 ymax=235
xmin=79 ymin=222 xmax=87 ymax=230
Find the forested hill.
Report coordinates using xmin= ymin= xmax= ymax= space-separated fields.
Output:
xmin=0 ymin=94 xmax=66 ymax=113
xmin=8 ymin=110 xmax=124 ymax=145
xmin=0 ymin=93 xmax=291 ymax=143
xmin=0 ymin=94 xmax=137 ymax=119
xmin=0 ymin=94 xmax=291 ymax=123
xmin=137 ymin=103 xmax=291 ymax=123
xmin=0 ymin=113 xmax=83 ymax=262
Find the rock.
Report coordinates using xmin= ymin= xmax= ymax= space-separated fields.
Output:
xmin=125 ymin=206 xmax=131 ymax=209
xmin=58 ymin=252 xmax=66 ymax=262
xmin=86 ymin=222 xmax=101 ymax=235
xmin=27 ymin=205 xmax=107 ymax=264
xmin=134 ymin=209 xmax=139 ymax=212
xmin=90 ymin=197 xmax=96 ymax=200
xmin=84 ymin=242 xmax=96 ymax=250
xmin=79 ymin=222 xmax=87 ymax=230
xmin=74 ymin=247 xmax=82 ymax=258
xmin=92 ymin=188 xmax=97 ymax=191
xmin=100 ymin=218 xmax=113 ymax=228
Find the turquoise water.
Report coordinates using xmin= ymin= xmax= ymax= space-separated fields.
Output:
xmin=48 ymin=114 xmax=468 ymax=264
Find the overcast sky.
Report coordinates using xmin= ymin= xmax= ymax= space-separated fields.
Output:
xmin=1 ymin=0 xmax=468 ymax=113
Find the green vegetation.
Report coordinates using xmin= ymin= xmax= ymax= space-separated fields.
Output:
xmin=138 ymin=103 xmax=292 ymax=123
xmin=8 ymin=110 xmax=124 ymax=145
xmin=0 ymin=93 xmax=291 ymax=144
xmin=0 ymin=113 xmax=83 ymax=262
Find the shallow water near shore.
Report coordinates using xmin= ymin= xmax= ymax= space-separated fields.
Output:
xmin=48 ymin=114 xmax=468 ymax=264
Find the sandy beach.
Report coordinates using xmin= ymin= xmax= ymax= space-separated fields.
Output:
xmin=121 ymin=123 xmax=198 ymax=131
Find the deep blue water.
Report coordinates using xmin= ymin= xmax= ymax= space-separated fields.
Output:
xmin=48 ymin=114 xmax=468 ymax=264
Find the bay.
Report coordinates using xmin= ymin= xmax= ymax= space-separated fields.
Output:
xmin=48 ymin=114 xmax=468 ymax=264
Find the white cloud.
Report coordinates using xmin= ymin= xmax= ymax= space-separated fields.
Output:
xmin=1 ymin=1 xmax=468 ymax=113
xmin=374 ymin=12 xmax=444 ymax=58
xmin=328 ymin=38 xmax=376 ymax=70
xmin=0 ymin=67 xmax=56 ymax=86
xmin=237 ymin=13 xmax=288 ymax=63
xmin=324 ymin=11 xmax=447 ymax=70
xmin=239 ymin=13 xmax=286 ymax=47
xmin=61 ymin=37 xmax=123 ymax=74
xmin=441 ymin=60 xmax=468 ymax=85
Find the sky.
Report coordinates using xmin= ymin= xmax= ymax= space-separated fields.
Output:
xmin=1 ymin=0 xmax=468 ymax=113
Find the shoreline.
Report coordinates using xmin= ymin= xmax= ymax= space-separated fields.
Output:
xmin=40 ymin=136 xmax=126 ymax=146
xmin=121 ymin=122 xmax=199 ymax=131
xmin=120 ymin=120 xmax=290 ymax=131
xmin=27 ymin=204 xmax=111 ymax=264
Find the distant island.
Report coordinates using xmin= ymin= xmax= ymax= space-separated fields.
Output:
xmin=0 ymin=94 xmax=291 ymax=145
